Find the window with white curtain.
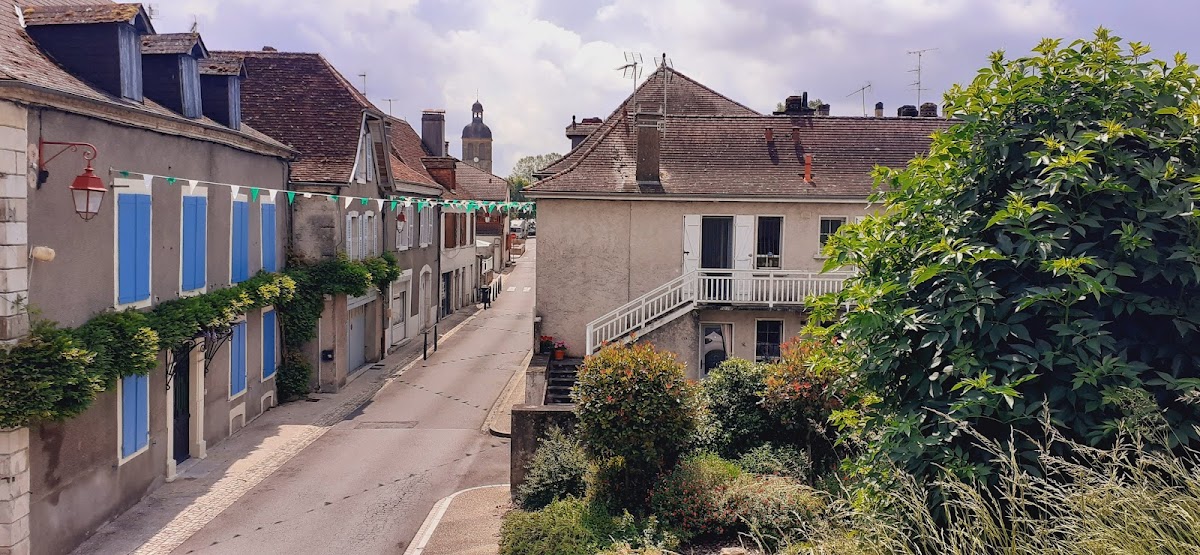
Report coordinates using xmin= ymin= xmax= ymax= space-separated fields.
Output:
xmin=346 ymin=212 xmax=358 ymax=259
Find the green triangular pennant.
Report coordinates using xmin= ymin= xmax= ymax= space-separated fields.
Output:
xmin=166 ymin=177 xmax=177 ymax=185
xmin=286 ymin=191 xmax=296 ymax=204
xmin=360 ymin=197 xmax=368 ymax=206
xmin=330 ymin=195 xmax=339 ymax=202
xmin=390 ymin=200 xmax=398 ymax=211
xmin=250 ymin=188 xmax=260 ymax=202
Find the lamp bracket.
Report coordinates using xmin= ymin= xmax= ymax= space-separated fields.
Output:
xmin=37 ymin=139 xmax=99 ymax=187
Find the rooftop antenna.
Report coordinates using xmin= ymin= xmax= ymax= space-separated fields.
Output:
xmin=358 ymin=72 xmax=367 ymax=96
xmin=908 ymin=48 xmax=937 ymax=106
xmin=189 ymin=14 xmax=198 ymax=33
xmin=655 ymin=52 xmax=673 ymax=135
xmin=146 ymin=3 xmax=159 ymax=20
xmin=616 ymin=51 xmax=643 ymax=103
xmin=845 ymin=82 xmax=872 ymax=116
xmin=382 ymin=98 xmax=397 ymax=116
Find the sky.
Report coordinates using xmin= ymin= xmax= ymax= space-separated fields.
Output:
xmin=152 ymin=0 xmax=1200 ymax=177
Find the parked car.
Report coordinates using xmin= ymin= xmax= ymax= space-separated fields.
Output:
xmin=527 ymin=219 xmax=536 ymax=237
xmin=510 ymin=219 xmax=528 ymax=238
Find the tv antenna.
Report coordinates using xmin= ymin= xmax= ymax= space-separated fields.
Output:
xmin=189 ymin=15 xmax=199 ymax=33
xmin=616 ymin=52 xmax=643 ymax=99
xmin=382 ymin=98 xmax=397 ymax=116
xmin=845 ymin=82 xmax=872 ymax=116
xmin=908 ymin=48 xmax=937 ymax=106
xmin=146 ymin=3 xmax=159 ymax=20
xmin=358 ymin=72 xmax=367 ymax=96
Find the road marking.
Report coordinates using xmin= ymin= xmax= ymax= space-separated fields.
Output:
xmin=522 ymin=287 xmax=531 ymax=292
xmin=506 ymin=287 xmax=516 ymax=292
xmin=404 ymin=484 xmax=509 ymax=555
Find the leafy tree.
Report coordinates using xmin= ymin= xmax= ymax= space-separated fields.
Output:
xmin=509 ymin=153 xmax=563 ymax=183
xmin=812 ymin=29 xmax=1200 ymax=482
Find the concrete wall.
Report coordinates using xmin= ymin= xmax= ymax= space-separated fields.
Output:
xmin=510 ymin=404 xmax=577 ymax=497
xmin=536 ymin=197 xmax=871 ymax=368
xmin=23 ymin=107 xmax=286 ymax=555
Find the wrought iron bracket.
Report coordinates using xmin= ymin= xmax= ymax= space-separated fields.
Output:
xmin=201 ymin=325 xmax=234 ymax=375
xmin=37 ymin=139 xmax=99 ymax=188
xmin=164 ymin=338 xmax=199 ymax=391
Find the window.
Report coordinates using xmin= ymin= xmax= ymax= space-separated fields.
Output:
xmin=346 ymin=212 xmax=359 ymax=260
xmin=755 ymin=320 xmax=784 ymax=363
xmin=364 ymin=211 xmax=377 ymax=256
xmin=819 ymin=217 xmax=846 ymax=248
xmin=407 ymin=205 xmax=416 ymax=248
xmin=756 ymin=216 xmax=782 ymax=269
xmin=397 ymin=204 xmax=412 ymax=252
xmin=119 ymin=373 xmax=149 ymax=460
xmin=700 ymin=323 xmax=732 ymax=378
xmin=116 ymin=184 xmax=151 ymax=306
xmin=230 ymin=321 xmax=247 ymax=397
xmin=419 ymin=205 xmax=433 ymax=246
xmin=231 ymin=198 xmax=249 ymax=283
xmin=261 ymin=203 xmax=278 ymax=272
xmin=262 ymin=310 xmax=277 ymax=380
xmin=181 ymin=192 xmax=207 ymax=292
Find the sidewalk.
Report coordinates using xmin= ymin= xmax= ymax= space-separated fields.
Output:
xmin=483 ymin=351 xmax=530 ymax=437
xmin=71 ymin=307 xmax=482 ymax=555
xmin=407 ymin=485 xmax=512 ymax=555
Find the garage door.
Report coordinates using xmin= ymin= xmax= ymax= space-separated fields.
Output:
xmin=348 ymin=305 xmax=367 ymax=373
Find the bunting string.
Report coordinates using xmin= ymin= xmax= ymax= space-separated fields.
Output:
xmin=109 ymin=169 xmax=536 ymax=214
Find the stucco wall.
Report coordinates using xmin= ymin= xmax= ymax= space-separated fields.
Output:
xmin=536 ymin=197 xmax=871 ymax=364
xmin=23 ymin=107 xmax=287 ymax=555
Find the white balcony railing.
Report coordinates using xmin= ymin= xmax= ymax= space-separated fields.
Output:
xmin=585 ymin=270 xmax=851 ymax=354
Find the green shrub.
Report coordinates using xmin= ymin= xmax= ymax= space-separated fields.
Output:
xmin=811 ymin=29 xmax=1200 ymax=483
xmin=647 ymin=452 xmax=741 ymax=541
xmin=719 ymin=474 xmax=825 ymax=551
xmin=518 ymin=427 xmax=588 ymax=510
xmin=700 ymin=357 xmax=774 ymax=457
xmin=499 ymin=498 xmax=599 ymax=555
xmin=736 ymin=443 xmax=812 ymax=481
xmin=0 ymin=322 xmax=103 ymax=428
xmin=276 ymin=351 xmax=313 ymax=401
xmin=573 ymin=343 xmax=699 ymax=513
xmin=74 ymin=309 xmax=159 ymax=385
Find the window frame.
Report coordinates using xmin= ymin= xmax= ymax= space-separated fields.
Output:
xmin=698 ymin=321 xmax=734 ymax=379
xmin=229 ymin=318 xmax=248 ymax=399
xmin=261 ymin=308 xmax=278 ymax=382
xmin=261 ymin=194 xmax=278 ymax=273
xmin=180 ymin=185 xmax=208 ymax=295
xmin=346 ymin=210 xmax=360 ymax=260
xmin=113 ymin=177 xmax=153 ymax=309
xmin=230 ymin=194 xmax=250 ymax=283
xmin=817 ymin=216 xmax=847 ymax=258
xmin=116 ymin=372 xmax=150 ymax=464
xmin=754 ymin=215 xmax=784 ymax=269
xmin=754 ymin=319 xmax=785 ymax=363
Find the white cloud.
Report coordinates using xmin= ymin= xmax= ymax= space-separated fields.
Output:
xmin=151 ymin=0 xmax=1080 ymax=176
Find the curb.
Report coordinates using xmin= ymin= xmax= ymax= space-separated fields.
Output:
xmin=402 ymin=483 xmax=509 ymax=555
xmin=483 ymin=349 xmax=532 ymax=438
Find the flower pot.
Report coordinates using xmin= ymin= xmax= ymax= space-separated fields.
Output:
xmin=553 ymin=349 xmax=566 ymax=360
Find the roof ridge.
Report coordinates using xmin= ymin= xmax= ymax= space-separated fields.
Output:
xmin=316 ymin=53 xmax=380 ymax=113
xmin=662 ymin=66 xmax=761 ymax=116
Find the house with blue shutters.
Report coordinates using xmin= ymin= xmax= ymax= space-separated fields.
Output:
xmin=0 ymin=3 xmax=295 ymax=554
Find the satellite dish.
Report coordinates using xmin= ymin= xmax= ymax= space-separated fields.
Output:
xmin=473 ymin=157 xmax=480 ymax=163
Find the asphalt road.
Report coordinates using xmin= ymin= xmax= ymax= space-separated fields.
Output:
xmin=173 ymin=241 xmax=535 ymax=554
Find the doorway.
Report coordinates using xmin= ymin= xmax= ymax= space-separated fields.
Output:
xmin=701 ymin=217 xmax=733 ymax=300
xmin=700 ymin=323 xmax=732 ymax=378
xmin=172 ymin=347 xmax=191 ymax=464
xmin=442 ymin=272 xmax=452 ymax=316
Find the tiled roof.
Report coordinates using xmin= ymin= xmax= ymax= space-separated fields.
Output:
xmin=529 ymin=114 xmax=952 ymax=198
xmin=141 ymin=32 xmax=206 ymax=56
xmin=221 ymin=50 xmax=382 ymax=183
xmin=200 ymin=53 xmax=244 ymax=76
xmin=456 ymin=163 xmax=508 ymax=201
xmin=536 ymin=66 xmax=759 ymax=177
xmin=21 ymin=2 xmax=144 ymax=26
xmin=384 ymin=116 xmax=439 ymax=188
xmin=0 ymin=1 xmax=287 ymax=154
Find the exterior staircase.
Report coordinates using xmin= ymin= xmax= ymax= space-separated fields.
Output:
xmin=544 ymin=358 xmax=581 ymax=404
xmin=585 ymin=270 xmax=851 ymax=354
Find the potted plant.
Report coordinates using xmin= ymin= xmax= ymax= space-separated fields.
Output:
xmin=553 ymin=341 xmax=567 ymax=360
xmin=539 ymin=335 xmax=555 ymax=354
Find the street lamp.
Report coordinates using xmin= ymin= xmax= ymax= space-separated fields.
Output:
xmin=38 ymin=140 xmax=105 ymax=221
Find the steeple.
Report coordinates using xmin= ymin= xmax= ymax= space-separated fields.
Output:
xmin=462 ymin=98 xmax=493 ymax=173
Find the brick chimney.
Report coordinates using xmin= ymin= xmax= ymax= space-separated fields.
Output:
xmin=874 ymin=102 xmax=884 ymax=118
xmin=897 ymin=105 xmax=919 ymax=117
xmin=421 ymin=109 xmax=446 ymax=156
xmin=816 ymin=103 xmax=831 ymax=116
xmin=635 ymin=103 xmax=662 ymax=183
xmin=422 ymin=156 xmax=457 ymax=191
xmin=919 ymin=102 xmax=938 ymax=117
xmin=566 ymin=116 xmax=604 ymax=150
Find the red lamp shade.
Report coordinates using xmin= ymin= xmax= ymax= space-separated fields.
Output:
xmin=396 ymin=212 xmax=406 ymax=223
xmin=69 ymin=163 xmax=106 ymax=221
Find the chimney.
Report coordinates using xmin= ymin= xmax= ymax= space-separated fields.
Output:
xmin=874 ymin=102 xmax=884 ymax=118
xmin=565 ymin=116 xmax=603 ymax=150
xmin=421 ymin=110 xmax=446 ymax=156
xmin=804 ymin=154 xmax=813 ymax=183
xmin=897 ymin=105 xmax=919 ymax=117
xmin=764 ymin=127 xmax=774 ymax=142
xmin=422 ymin=156 xmax=457 ymax=191
xmin=816 ymin=103 xmax=831 ymax=116
xmin=774 ymin=92 xmax=817 ymax=116
xmin=919 ymin=102 xmax=938 ymax=117
xmin=634 ymin=103 xmax=662 ymax=183
xmin=262 ymin=46 xmax=277 ymax=51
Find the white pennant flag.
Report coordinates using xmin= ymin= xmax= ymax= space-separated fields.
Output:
xmin=142 ymin=174 xmax=154 ymax=189
xmin=303 ymin=192 xmax=313 ymax=199
xmin=230 ymin=185 xmax=241 ymax=198
xmin=343 ymin=196 xmax=353 ymax=209
xmin=403 ymin=197 xmax=412 ymax=208
xmin=187 ymin=179 xmax=199 ymax=194
xmin=376 ymin=198 xmax=384 ymax=211
xmin=265 ymin=188 xmax=277 ymax=201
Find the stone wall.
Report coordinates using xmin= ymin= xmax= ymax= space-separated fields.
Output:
xmin=509 ymin=404 xmax=576 ymax=498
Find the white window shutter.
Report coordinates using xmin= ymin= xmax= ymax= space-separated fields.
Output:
xmin=734 ymin=215 xmax=754 ymax=271
xmin=683 ymin=215 xmax=701 ymax=274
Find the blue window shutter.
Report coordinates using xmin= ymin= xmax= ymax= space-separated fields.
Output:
xmin=232 ymin=201 xmax=248 ymax=283
xmin=121 ymin=375 xmax=136 ymax=457
xmin=134 ymin=195 xmax=151 ymax=301
xmin=182 ymin=197 xmax=198 ymax=290
xmin=196 ymin=197 xmax=208 ymax=289
xmin=263 ymin=310 xmax=276 ymax=378
xmin=232 ymin=322 xmax=247 ymax=394
xmin=117 ymin=196 xmax=137 ymax=303
xmin=135 ymin=374 xmax=149 ymax=450
xmin=261 ymin=204 xmax=277 ymax=273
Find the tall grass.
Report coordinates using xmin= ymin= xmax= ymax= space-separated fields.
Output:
xmin=778 ymin=410 xmax=1200 ymax=555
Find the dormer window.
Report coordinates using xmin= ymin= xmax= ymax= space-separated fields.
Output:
xmin=141 ymin=33 xmax=208 ymax=118
xmin=199 ymin=54 xmax=245 ymax=130
xmin=22 ymin=4 xmax=155 ymax=101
